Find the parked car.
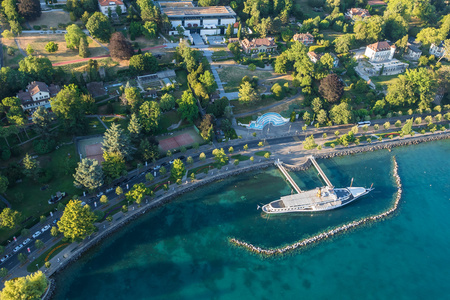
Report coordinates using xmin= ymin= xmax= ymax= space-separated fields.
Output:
xmin=96 ymin=192 xmax=104 ymax=198
xmin=48 ymin=191 xmax=67 ymax=204
xmin=41 ymin=225 xmax=51 ymax=232
xmin=13 ymin=244 xmax=23 ymax=253
xmin=1 ymin=254 xmax=12 ymax=263
xmin=53 ymin=219 xmax=59 ymax=225
xmin=154 ymin=165 xmax=161 ymax=170
xmin=22 ymin=238 xmax=31 ymax=246
xmin=81 ymin=202 xmax=86 ymax=207
xmin=32 ymin=231 xmax=41 ymax=239
xmin=169 ymin=160 xmax=174 ymax=164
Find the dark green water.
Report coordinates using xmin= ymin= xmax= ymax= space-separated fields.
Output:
xmin=54 ymin=140 xmax=450 ymax=300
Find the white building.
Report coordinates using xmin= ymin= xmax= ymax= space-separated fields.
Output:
xmin=17 ymin=81 xmax=60 ymax=112
xmin=364 ymin=41 xmax=395 ymax=62
xmin=404 ymin=43 xmax=422 ymax=61
xmin=159 ymin=4 xmax=236 ymax=31
xmin=98 ymin=0 xmax=126 ymax=15
xmin=307 ymin=52 xmax=339 ymax=68
xmin=430 ymin=42 xmax=445 ymax=57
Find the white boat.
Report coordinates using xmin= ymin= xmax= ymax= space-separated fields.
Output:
xmin=262 ymin=186 xmax=372 ymax=214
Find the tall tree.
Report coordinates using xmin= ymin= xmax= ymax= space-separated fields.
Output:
xmin=199 ymin=114 xmax=214 ymax=142
xmin=0 ymin=271 xmax=48 ymax=300
xmin=50 ymin=84 xmax=92 ymax=133
xmin=329 ymin=102 xmax=353 ymax=125
xmin=226 ymin=23 xmax=233 ymax=38
xmin=125 ymin=183 xmax=149 ymax=205
xmin=73 ymin=158 xmax=104 ymax=191
xmin=170 ymin=159 xmax=185 ymax=181
xmin=127 ymin=113 xmax=142 ymax=142
xmin=0 ymin=208 xmax=21 ymax=229
xmin=79 ymin=37 xmax=90 ymax=58
xmin=102 ymin=152 xmax=126 ymax=182
xmin=239 ymin=81 xmax=260 ymax=104
xmin=199 ymin=70 xmax=218 ymax=94
xmin=319 ymin=74 xmax=344 ymax=103
xmin=136 ymin=0 xmax=160 ymax=23
xmin=18 ymin=56 xmax=54 ymax=83
xmin=109 ymin=32 xmax=134 ymax=60
xmin=177 ymin=91 xmax=198 ymax=123
xmin=0 ymin=176 xmax=8 ymax=194
xmin=32 ymin=106 xmax=53 ymax=140
xmin=22 ymin=153 xmax=39 ymax=179
xmin=65 ymin=24 xmax=87 ymax=50
xmin=212 ymin=148 xmax=228 ymax=166
xmin=86 ymin=12 xmax=112 ymax=42
xmin=139 ymin=101 xmax=161 ymax=133
xmin=58 ymin=200 xmax=96 ymax=241
xmin=121 ymin=86 xmax=143 ymax=112
xmin=102 ymin=122 xmax=132 ymax=159
xmin=159 ymin=93 xmax=176 ymax=112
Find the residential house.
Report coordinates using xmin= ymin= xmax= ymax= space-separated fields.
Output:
xmin=364 ymin=41 xmax=395 ymax=62
xmin=430 ymin=42 xmax=445 ymax=57
xmin=307 ymin=52 xmax=339 ymax=67
xmin=404 ymin=43 xmax=422 ymax=61
xmin=98 ymin=0 xmax=126 ymax=15
xmin=17 ymin=81 xmax=60 ymax=112
xmin=293 ymin=32 xmax=314 ymax=45
xmin=240 ymin=38 xmax=276 ymax=54
xmin=345 ymin=8 xmax=371 ymax=21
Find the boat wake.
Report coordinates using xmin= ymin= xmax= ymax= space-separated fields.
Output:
xmin=228 ymin=156 xmax=403 ymax=257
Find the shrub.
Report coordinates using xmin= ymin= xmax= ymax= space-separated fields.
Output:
xmin=33 ymin=139 xmax=56 ymax=154
xmin=33 ymin=25 xmax=41 ymax=30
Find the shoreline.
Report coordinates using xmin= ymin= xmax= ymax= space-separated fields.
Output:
xmin=43 ymin=132 xmax=449 ymax=299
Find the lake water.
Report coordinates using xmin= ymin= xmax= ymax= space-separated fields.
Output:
xmin=53 ymin=140 xmax=450 ymax=300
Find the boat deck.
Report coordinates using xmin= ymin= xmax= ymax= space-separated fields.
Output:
xmin=279 ymin=187 xmax=339 ymax=208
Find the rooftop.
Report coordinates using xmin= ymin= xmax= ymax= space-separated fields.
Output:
xmin=162 ymin=6 xmax=236 ymax=17
xmin=158 ymin=1 xmax=194 ymax=8
xmin=241 ymin=37 xmax=276 ymax=48
xmin=98 ymin=0 xmax=124 ymax=6
xmin=367 ymin=41 xmax=395 ymax=52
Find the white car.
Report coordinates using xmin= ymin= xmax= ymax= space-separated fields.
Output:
xmin=13 ymin=244 xmax=23 ymax=253
xmin=41 ymin=225 xmax=51 ymax=232
xmin=1 ymin=254 xmax=11 ymax=263
xmin=32 ymin=231 xmax=41 ymax=239
xmin=22 ymin=238 xmax=31 ymax=246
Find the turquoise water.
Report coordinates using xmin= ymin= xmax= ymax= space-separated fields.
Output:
xmin=54 ymin=141 xmax=450 ymax=300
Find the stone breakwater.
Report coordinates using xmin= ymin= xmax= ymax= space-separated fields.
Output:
xmin=285 ymin=131 xmax=450 ymax=171
xmin=47 ymin=161 xmax=273 ymax=297
xmin=228 ymin=157 xmax=403 ymax=257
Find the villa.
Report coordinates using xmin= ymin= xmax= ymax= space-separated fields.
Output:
xmin=240 ymin=38 xmax=277 ymax=54
xmin=17 ymin=81 xmax=60 ymax=112
xmin=430 ymin=42 xmax=445 ymax=58
xmin=293 ymin=33 xmax=314 ymax=45
xmin=364 ymin=41 xmax=395 ymax=62
xmin=361 ymin=41 xmax=408 ymax=75
xmin=98 ymin=0 xmax=126 ymax=15
xmin=307 ymin=52 xmax=339 ymax=67
xmin=404 ymin=43 xmax=422 ymax=61
xmin=345 ymin=8 xmax=371 ymax=21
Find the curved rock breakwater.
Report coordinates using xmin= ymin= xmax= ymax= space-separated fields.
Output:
xmin=228 ymin=156 xmax=403 ymax=257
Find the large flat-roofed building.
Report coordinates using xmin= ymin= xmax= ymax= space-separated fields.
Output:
xmin=160 ymin=5 xmax=236 ymax=29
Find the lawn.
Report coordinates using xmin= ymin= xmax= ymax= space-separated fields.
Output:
xmin=2 ymin=40 xmax=24 ymax=67
xmin=102 ymin=116 xmax=128 ymax=130
xmin=1 ymin=144 xmax=80 ymax=243
xmin=28 ymin=11 xmax=82 ymax=29
xmin=216 ymin=66 xmax=274 ymax=93
xmin=370 ymin=74 xmax=400 ymax=88
xmin=232 ymin=95 xmax=280 ymax=115
xmin=157 ymin=110 xmax=183 ymax=134
xmin=86 ymin=118 xmax=107 ymax=135
xmin=17 ymin=34 xmax=109 ymax=64
xmin=133 ymin=36 xmax=164 ymax=50
xmin=321 ymin=30 xmax=345 ymax=42
xmin=255 ymin=151 xmax=271 ymax=156
xmin=187 ymin=163 xmax=215 ymax=177
xmin=27 ymin=240 xmax=70 ymax=272
xmin=230 ymin=154 xmax=250 ymax=161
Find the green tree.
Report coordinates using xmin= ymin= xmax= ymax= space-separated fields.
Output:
xmin=138 ymin=139 xmax=159 ymax=162
xmin=121 ymin=86 xmax=143 ymax=112
xmin=264 ymin=152 xmax=270 ymax=159
xmin=329 ymin=103 xmax=352 ymax=124
xmin=32 ymin=106 xmax=53 ymax=140
xmin=0 ymin=268 xmax=7 ymax=277
xmin=333 ymin=34 xmax=356 ymax=54
xmin=303 ymin=111 xmax=311 ymax=123
xmin=65 ymin=24 xmax=88 ymax=49
xmin=35 ymin=239 xmax=44 ymax=249
xmin=50 ymin=226 xmax=59 ymax=237
xmin=25 ymin=44 xmax=34 ymax=55
xmin=17 ymin=253 xmax=27 ymax=264
xmin=116 ymin=186 xmax=123 ymax=197
xmin=199 ymin=152 xmax=206 ymax=161
xmin=186 ymin=156 xmax=194 ymax=165
xmin=0 ymin=271 xmax=48 ymax=300
xmin=21 ymin=228 xmax=30 ymax=237
xmin=0 ymin=176 xmax=9 ymax=194
xmin=258 ymin=141 xmax=264 ymax=147
xmin=45 ymin=262 xmax=51 ymax=269
xmin=78 ymin=37 xmax=90 ymax=58
xmin=73 ymin=158 xmax=104 ymax=191
xmin=170 ymin=159 xmax=186 ymax=181
xmin=145 ymin=173 xmax=154 ymax=182
xmin=250 ymin=156 xmax=254 ymax=163
xmin=18 ymin=0 xmax=41 ymax=21
xmin=159 ymin=166 xmax=167 ymax=176
xmin=416 ymin=27 xmax=441 ymax=47
xmin=199 ymin=71 xmax=218 ymax=94
xmin=243 ymin=144 xmax=248 ymax=151
xmin=177 ymin=91 xmax=198 ymax=123
xmin=238 ymin=81 xmax=260 ymax=104
xmin=0 ymin=208 xmax=20 ymax=229
xmin=126 ymin=183 xmax=149 ymax=205
xmin=226 ymin=23 xmax=233 ymax=38
xmin=228 ymin=146 xmax=234 ymax=154
xmin=22 ymin=153 xmax=38 ymax=179
xmin=212 ymin=148 xmax=228 ymax=166
xmin=319 ymin=74 xmax=344 ymax=103
xmin=198 ymin=114 xmax=214 ymax=142
xmin=317 ymin=109 xmax=327 ymax=125
xmin=39 ymin=215 xmax=46 ymax=224
xmin=303 ymin=135 xmax=317 ymax=150
xmin=50 ymin=84 xmax=92 ymax=133
xmin=102 ymin=152 xmax=125 ymax=182
xmin=127 ymin=113 xmax=142 ymax=142
xmin=384 ymin=122 xmax=391 ymax=130
xmin=401 ymin=118 xmax=413 ymax=135
xmin=139 ymin=101 xmax=161 ymax=133
xmin=45 ymin=41 xmax=58 ymax=53
xmin=86 ymin=12 xmax=112 ymax=42
xmin=143 ymin=21 xmax=158 ymax=38
xmin=159 ymin=93 xmax=176 ymax=112
xmin=109 ymin=32 xmax=134 ymax=60
xmin=58 ymin=200 xmax=96 ymax=241
xmin=19 ymin=55 xmax=54 ymax=83
xmin=102 ymin=123 xmax=131 ymax=159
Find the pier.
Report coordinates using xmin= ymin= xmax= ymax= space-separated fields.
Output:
xmin=309 ymin=156 xmax=333 ymax=188
xmin=275 ymin=159 xmax=302 ymax=193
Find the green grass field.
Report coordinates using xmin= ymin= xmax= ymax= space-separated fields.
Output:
xmin=321 ymin=30 xmax=345 ymax=42
xmin=370 ymin=74 xmax=400 ymax=87
xmin=216 ymin=66 xmax=273 ymax=93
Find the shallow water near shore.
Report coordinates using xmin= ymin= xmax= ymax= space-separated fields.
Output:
xmin=53 ymin=140 xmax=450 ymax=300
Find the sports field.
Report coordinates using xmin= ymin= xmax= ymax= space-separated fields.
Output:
xmin=157 ymin=127 xmax=203 ymax=152
xmin=77 ymin=136 xmax=104 ymax=162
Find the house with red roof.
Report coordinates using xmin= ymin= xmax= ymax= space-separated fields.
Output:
xmin=98 ymin=0 xmax=126 ymax=15
xmin=364 ymin=41 xmax=395 ymax=62
xmin=240 ymin=38 xmax=276 ymax=54
xmin=293 ymin=33 xmax=314 ymax=45
xmin=17 ymin=81 xmax=60 ymax=112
